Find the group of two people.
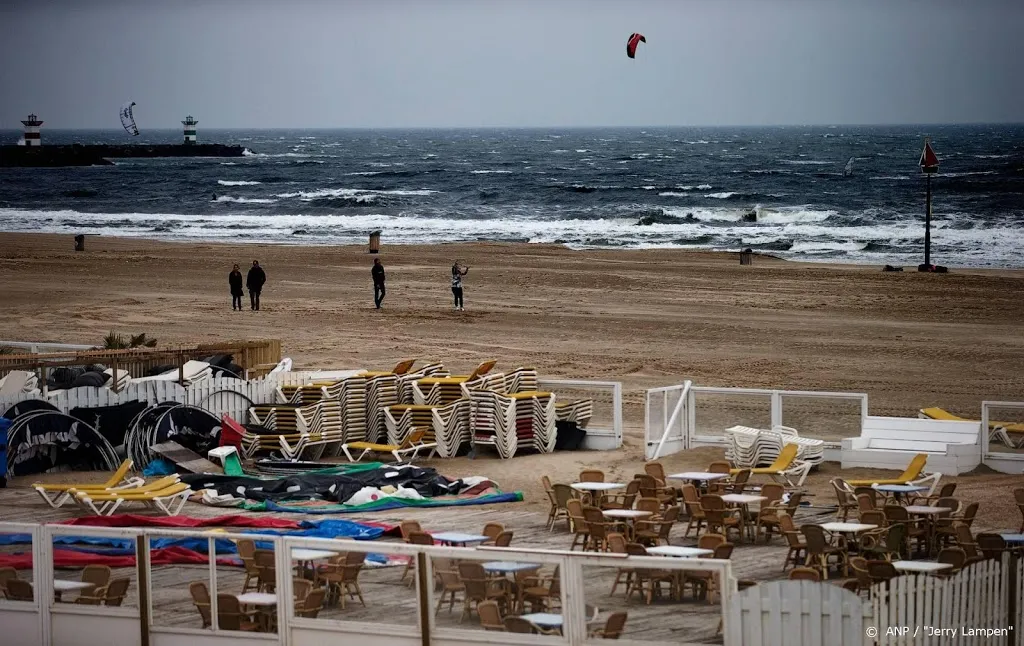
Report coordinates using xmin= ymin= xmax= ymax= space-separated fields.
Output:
xmin=228 ymin=260 xmax=266 ymax=311
xmin=229 ymin=258 xmax=468 ymax=311
xmin=372 ymin=258 xmax=470 ymax=310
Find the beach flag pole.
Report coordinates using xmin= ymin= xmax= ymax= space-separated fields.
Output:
xmin=919 ymin=137 xmax=939 ymax=271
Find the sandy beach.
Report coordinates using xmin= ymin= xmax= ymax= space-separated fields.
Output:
xmin=2 ymin=232 xmax=1023 ymax=524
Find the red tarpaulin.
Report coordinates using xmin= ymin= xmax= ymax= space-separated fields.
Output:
xmin=56 ymin=514 xmax=304 ymax=529
xmin=0 ymin=546 xmax=239 ymax=570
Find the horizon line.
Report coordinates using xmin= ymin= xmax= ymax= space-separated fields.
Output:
xmin=2 ymin=122 xmax=1023 ymax=131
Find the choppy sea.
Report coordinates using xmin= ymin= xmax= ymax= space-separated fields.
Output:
xmin=1 ymin=125 xmax=1021 ymax=267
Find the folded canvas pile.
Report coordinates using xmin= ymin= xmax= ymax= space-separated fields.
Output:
xmin=725 ymin=425 xmax=825 ymax=467
xmin=0 ymin=370 xmax=38 ymax=396
xmin=470 ymin=390 xmax=557 ymax=459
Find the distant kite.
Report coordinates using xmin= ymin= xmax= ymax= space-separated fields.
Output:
xmin=120 ymin=101 xmax=139 ymax=136
xmin=626 ymin=33 xmax=646 ymax=59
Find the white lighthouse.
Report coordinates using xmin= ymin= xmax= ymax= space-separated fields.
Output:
xmin=21 ymin=114 xmax=43 ymax=146
xmin=182 ymin=115 xmax=197 ymax=145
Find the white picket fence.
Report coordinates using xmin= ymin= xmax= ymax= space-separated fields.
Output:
xmin=730 ymin=557 xmax=1020 ymax=646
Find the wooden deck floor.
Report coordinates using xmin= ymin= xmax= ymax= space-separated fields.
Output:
xmin=0 ymin=487 xmax=842 ymax=644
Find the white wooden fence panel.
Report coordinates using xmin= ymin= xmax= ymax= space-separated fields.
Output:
xmin=870 ymin=559 xmax=1009 ymax=646
xmin=1016 ymin=553 xmax=1024 ymax=646
xmin=728 ymin=581 xmax=868 ymax=646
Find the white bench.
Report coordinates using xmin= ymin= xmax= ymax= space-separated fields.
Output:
xmin=841 ymin=415 xmax=982 ymax=475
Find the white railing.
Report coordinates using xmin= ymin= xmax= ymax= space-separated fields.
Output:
xmin=538 ymin=379 xmax=623 ymax=451
xmin=644 ymin=384 xmax=868 ymax=460
xmin=0 ymin=521 xmax=733 ymax=646
xmin=645 ymin=381 xmax=691 ymax=460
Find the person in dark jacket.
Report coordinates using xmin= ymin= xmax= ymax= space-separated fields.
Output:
xmin=451 ymin=261 xmax=468 ymax=311
xmin=246 ymin=260 xmax=266 ymax=311
xmin=371 ymin=258 xmax=386 ymax=309
xmin=229 ymin=264 xmax=244 ymax=310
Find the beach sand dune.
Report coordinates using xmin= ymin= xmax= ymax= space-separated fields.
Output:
xmin=2 ymin=233 xmax=1023 ymax=526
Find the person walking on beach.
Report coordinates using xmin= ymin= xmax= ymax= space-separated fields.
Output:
xmin=246 ymin=260 xmax=266 ymax=311
xmin=229 ymin=264 xmax=244 ymax=311
xmin=371 ymin=258 xmax=386 ymax=309
xmin=451 ymin=261 xmax=468 ymax=311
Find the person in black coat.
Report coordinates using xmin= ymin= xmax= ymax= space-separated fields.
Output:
xmin=246 ymin=260 xmax=267 ymax=311
xmin=371 ymin=258 xmax=386 ymax=309
xmin=229 ymin=264 xmax=244 ymax=310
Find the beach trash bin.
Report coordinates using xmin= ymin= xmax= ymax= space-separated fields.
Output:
xmin=368 ymin=230 xmax=381 ymax=254
xmin=74 ymin=234 xmax=85 ymax=251
xmin=0 ymin=417 xmax=9 ymax=488
xmin=739 ymin=248 xmax=753 ymax=265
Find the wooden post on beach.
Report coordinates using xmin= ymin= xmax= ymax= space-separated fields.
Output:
xmin=919 ymin=137 xmax=939 ymax=271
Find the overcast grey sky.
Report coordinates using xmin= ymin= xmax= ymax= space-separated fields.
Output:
xmin=2 ymin=0 xmax=1021 ymax=129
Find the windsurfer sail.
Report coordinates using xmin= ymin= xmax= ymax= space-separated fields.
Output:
xmin=843 ymin=157 xmax=854 ymax=177
xmin=120 ymin=101 xmax=139 ymax=136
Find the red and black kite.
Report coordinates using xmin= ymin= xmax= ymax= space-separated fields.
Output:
xmin=626 ymin=32 xmax=646 ymax=59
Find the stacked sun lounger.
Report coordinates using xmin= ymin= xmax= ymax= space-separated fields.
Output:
xmin=555 ymin=400 xmax=594 ymax=427
xmin=383 ymin=400 xmax=470 ymax=457
xmin=413 ymin=376 xmax=470 ymax=406
xmin=725 ymin=425 xmax=825 ymax=467
xmin=395 ymin=362 xmax=447 ymax=404
xmin=244 ymin=401 xmax=344 ymax=460
xmin=363 ymin=373 xmax=398 ymax=443
xmin=470 ymin=390 xmax=557 ymax=458
xmin=323 ymin=376 xmax=368 ymax=445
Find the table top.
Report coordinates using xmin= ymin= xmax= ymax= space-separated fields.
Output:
xmin=721 ymin=494 xmax=767 ymax=504
xmin=482 ymin=561 xmax=542 ymax=573
xmin=431 ymin=532 xmax=490 ymax=544
xmin=570 ymin=482 xmax=625 ymax=491
xmin=667 ymin=472 xmax=730 ymax=481
xmin=905 ymin=506 xmax=952 ymax=515
xmin=53 ymin=580 xmax=94 ymax=591
xmin=873 ymin=484 xmax=928 ymax=493
xmin=892 ymin=561 xmax=953 ymax=573
xmin=603 ymin=509 xmax=654 ymax=519
xmin=290 ymin=548 xmax=339 ymax=561
xmin=237 ymin=592 xmax=280 ymax=605
xmin=1000 ymin=534 xmax=1024 ymax=543
xmin=646 ymin=545 xmax=714 ymax=558
xmin=520 ymin=612 xmax=563 ymax=627
xmin=821 ymin=522 xmax=878 ymax=533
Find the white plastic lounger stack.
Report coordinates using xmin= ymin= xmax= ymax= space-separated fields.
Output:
xmin=395 ymin=362 xmax=447 ymax=404
xmin=383 ymin=400 xmax=470 ymax=457
xmin=470 ymin=390 xmax=557 ymax=458
xmin=412 ymin=376 xmax=470 ymax=406
xmin=363 ymin=373 xmax=398 ymax=443
xmin=103 ymin=368 xmax=132 ymax=391
xmin=725 ymin=425 xmax=825 ymax=467
xmin=245 ymin=402 xmax=334 ymax=460
xmin=503 ymin=368 xmax=593 ymax=429
xmin=323 ymin=376 xmax=368 ymax=446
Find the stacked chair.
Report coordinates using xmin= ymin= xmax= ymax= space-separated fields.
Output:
xmin=723 ymin=428 xmax=816 ymax=487
xmin=363 ymin=373 xmax=399 ymax=443
xmin=383 ymin=400 xmax=470 ymax=458
xmin=725 ymin=425 xmax=824 ymax=466
xmin=244 ymin=400 xmax=342 ymax=460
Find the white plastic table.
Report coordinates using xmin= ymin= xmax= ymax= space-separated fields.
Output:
xmin=291 ymin=548 xmax=339 ymax=583
xmin=892 ymin=561 xmax=953 ymax=574
xmin=905 ymin=506 xmax=951 ymax=515
xmin=570 ymin=482 xmax=624 ymax=491
xmin=1000 ymin=534 xmax=1024 ymax=544
xmin=667 ymin=472 xmax=730 ymax=482
xmin=602 ymin=510 xmax=653 ymax=519
xmin=821 ymin=523 xmax=878 ymax=533
xmin=482 ymin=562 xmax=542 ymax=573
xmin=720 ymin=494 xmax=767 ymax=542
xmin=520 ymin=612 xmax=564 ymax=627
xmin=237 ymin=592 xmax=279 ymax=605
xmin=646 ymin=545 xmax=714 ymax=558
xmin=431 ymin=532 xmax=489 ymax=546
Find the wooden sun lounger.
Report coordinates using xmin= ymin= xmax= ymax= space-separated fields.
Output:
xmin=341 ymin=428 xmax=438 ymax=463
xmin=32 ymin=459 xmax=143 ymax=508
xmin=74 ymin=482 xmax=192 ymax=517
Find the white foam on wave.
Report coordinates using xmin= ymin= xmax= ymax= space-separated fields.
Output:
xmin=937 ymin=170 xmax=997 ymax=178
xmin=974 ymin=154 xmax=1009 ymax=159
xmin=345 ymin=171 xmax=382 ymax=176
xmin=755 ymin=208 xmax=835 ymax=224
xmin=705 ymin=192 xmax=736 ymax=199
xmin=869 ymin=176 xmax=910 ymax=181
xmin=659 ymin=191 xmax=689 ymax=197
xmin=215 ymin=196 xmax=277 ymax=204
xmin=275 ymin=187 xmax=439 ymax=200
xmin=789 ymin=240 xmax=867 ymax=253
xmin=217 ymin=180 xmax=261 ymax=186
xmin=696 ymin=184 xmax=712 ymax=190
xmin=471 ymin=170 xmax=512 ymax=174
xmin=779 ymin=159 xmax=834 ymax=165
